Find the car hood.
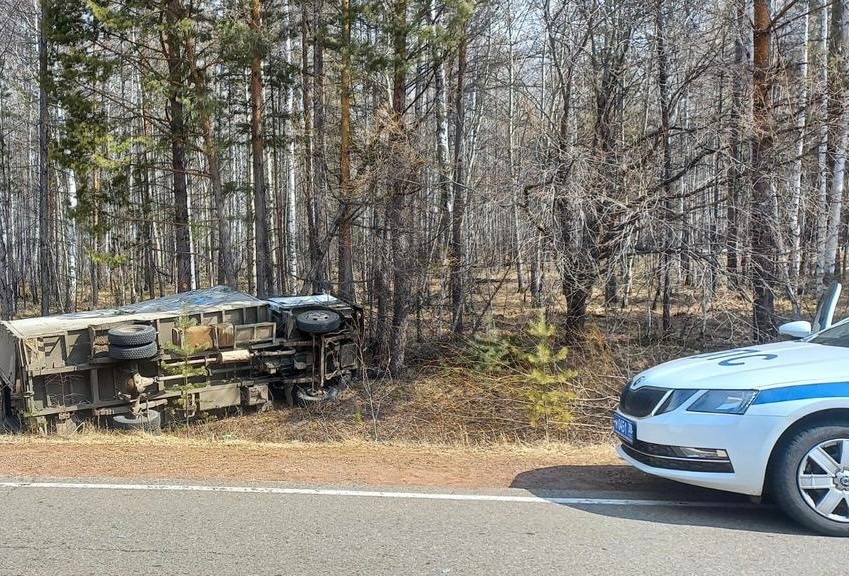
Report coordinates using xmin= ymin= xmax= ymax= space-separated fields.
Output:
xmin=632 ymin=340 xmax=849 ymax=391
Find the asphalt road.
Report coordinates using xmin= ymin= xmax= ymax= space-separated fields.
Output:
xmin=0 ymin=479 xmax=844 ymax=576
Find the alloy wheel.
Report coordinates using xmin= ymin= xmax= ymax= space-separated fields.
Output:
xmin=797 ymin=438 xmax=849 ymax=523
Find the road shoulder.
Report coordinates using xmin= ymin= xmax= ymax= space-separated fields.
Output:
xmin=0 ymin=435 xmax=674 ymax=493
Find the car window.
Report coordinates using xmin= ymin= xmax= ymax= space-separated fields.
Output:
xmin=812 ymin=282 xmax=841 ymax=331
xmin=809 ymin=319 xmax=849 ymax=347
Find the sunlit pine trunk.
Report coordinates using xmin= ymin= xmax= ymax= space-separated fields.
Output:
xmin=337 ymin=0 xmax=355 ymax=302
xmin=250 ymin=0 xmax=272 ymax=297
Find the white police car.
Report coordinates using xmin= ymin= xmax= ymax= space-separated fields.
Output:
xmin=614 ymin=283 xmax=849 ymax=536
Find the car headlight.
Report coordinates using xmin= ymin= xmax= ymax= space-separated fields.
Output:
xmin=655 ymin=389 xmax=698 ymax=415
xmin=686 ymin=390 xmax=758 ymax=415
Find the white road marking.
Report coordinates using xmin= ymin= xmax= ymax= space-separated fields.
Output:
xmin=0 ymin=480 xmax=754 ymax=508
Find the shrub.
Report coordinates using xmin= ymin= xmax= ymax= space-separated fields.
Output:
xmin=462 ymin=312 xmax=577 ymax=433
xmin=163 ymin=304 xmax=209 ymax=417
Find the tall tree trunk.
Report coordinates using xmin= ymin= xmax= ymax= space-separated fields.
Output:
xmin=431 ymin=5 xmax=452 ymax=264
xmin=165 ymin=0 xmax=192 ymax=294
xmin=312 ymin=0 xmax=328 ymax=292
xmin=550 ymin=8 xmax=621 ymax=333
xmin=823 ymin=0 xmax=848 ymax=283
xmin=656 ymin=0 xmax=673 ymax=334
xmin=788 ymin=3 xmax=811 ymax=286
xmin=65 ymin=170 xmax=78 ymax=312
xmin=0 ymin=85 xmax=14 ymax=319
xmin=185 ymin=32 xmax=235 ymax=289
xmin=283 ymin=1 xmax=299 ymax=293
xmin=300 ymin=2 xmax=319 ymax=294
xmin=726 ymin=0 xmax=745 ymax=276
xmin=338 ymin=0 xmax=355 ymax=302
xmin=750 ymin=0 xmax=777 ymax=340
xmin=140 ymin=94 xmax=157 ymax=300
xmin=814 ymin=2 xmax=830 ymax=291
xmin=38 ymin=0 xmax=50 ymax=315
xmin=250 ymin=0 xmax=272 ymax=297
xmin=205 ymin=116 xmax=233 ymax=288
xmin=387 ymin=0 xmax=413 ymax=374
xmin=450 ymin=28 xmax=468 ymax=334
xmin=507 ymin=0 xmax=523 ymax=293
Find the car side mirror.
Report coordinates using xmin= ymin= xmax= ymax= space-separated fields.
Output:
xmin=778 ymin=320 xmax=812 ymax=339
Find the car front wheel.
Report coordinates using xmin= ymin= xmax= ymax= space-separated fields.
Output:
xmin=771 ymin=421 xmax=849 ymax=537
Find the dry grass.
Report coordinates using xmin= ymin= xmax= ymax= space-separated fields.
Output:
xmin=0 ymin=429 xmax=616 ymax=461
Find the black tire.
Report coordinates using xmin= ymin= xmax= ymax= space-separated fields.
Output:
xmin=294 ymin=385 xmax=340 ymax=406
xmin=112 ymin=410 xmax=162 ymax=435
xmin=108 ymin=341 xmax=159 ymax=361
xmin=108 ymin=324 xmax=157 ymax=347
xmin=296 ymin=309 xmax=342 ymax=334
xmin=771 ymin=421 xmax=849 ymax=537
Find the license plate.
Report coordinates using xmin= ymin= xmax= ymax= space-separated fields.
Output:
xmin=613 ymin=413 xmax=636 ymax=444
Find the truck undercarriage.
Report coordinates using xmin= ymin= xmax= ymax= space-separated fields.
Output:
xmin=0 ymin=287 xmax=362 ymax=433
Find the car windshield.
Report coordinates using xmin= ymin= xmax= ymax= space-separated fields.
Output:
xmin=809 ymin=320 xmax=849 ymax=347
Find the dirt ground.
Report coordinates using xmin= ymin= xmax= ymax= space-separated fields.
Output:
xmin=0 ymin=435 xmax=674 ymax=493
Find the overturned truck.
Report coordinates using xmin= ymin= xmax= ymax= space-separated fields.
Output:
xmin=0 ymin=287 xmax=362 ymax=433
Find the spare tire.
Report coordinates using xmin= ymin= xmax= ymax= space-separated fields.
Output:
xmin=108 ymin=324 xmax=157 ymax=347
xmin=294 ymin=385 xmax=340 ymax=406
xmin=113 ymin=410 xmax=161 ymax=435
xmin=296 ymin=309 xmax=342 ymax=334
xmin=109 ymin=341 xmax=159 ymax=360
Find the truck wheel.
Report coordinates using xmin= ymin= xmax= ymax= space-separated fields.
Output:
xmin=113 ymin=410 xmax=162 ymax=435
xmin=295 ymin=385 xmax=340 ymax=406
xmin=109 ymin=341 xmax=159 ymax=361
xmin=771 ymin=421 xmax=849 ymax=537
xmin=108 ymin=324 xmax=157 ymax=347
xmin=296 ymin=309 xmax=341 ymax=334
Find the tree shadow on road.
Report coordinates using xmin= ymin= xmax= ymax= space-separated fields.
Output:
xmin=511 ymin=465 xmax=813 ymax=536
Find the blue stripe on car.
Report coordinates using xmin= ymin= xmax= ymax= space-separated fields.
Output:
xmin=752 ymin=382 xmax=849 ymax=405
